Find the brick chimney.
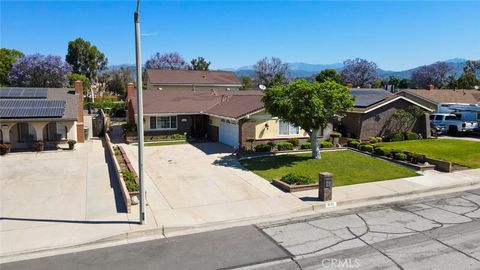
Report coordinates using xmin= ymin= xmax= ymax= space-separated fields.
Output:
xmin=75 ymin=80 xmax=85 ymax=143
xmin=127 ymin=83 xmax=136 ymax=124
xmin=426 ymin=84 xmax=434 ymax=90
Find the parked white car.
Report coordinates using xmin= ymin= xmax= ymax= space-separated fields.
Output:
xmin=429 ymin=113 xmax=478 ymax=134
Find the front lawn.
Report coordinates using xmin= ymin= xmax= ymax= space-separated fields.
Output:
xmin=240 ymin=150 xmax=419 ymax=187
xmin=377 ymin=139 xmax=480 ymax=168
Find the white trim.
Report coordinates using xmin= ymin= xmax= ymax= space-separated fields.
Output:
xmin=149 ymin=115 xmax=178 ymax=131
xmin=363 ymin=96 xmax=434 ymax=114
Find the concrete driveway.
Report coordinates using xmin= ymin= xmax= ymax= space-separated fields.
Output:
xmin=122 ymin=142 xmax=308 ymax=228
xmin=0 ymin=140 xmax=132 ymax=257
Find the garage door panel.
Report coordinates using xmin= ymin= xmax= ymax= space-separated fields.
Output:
xmin=219 ymin=120 xmax=239 ymax=148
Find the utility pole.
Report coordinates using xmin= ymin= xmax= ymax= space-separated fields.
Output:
xmin=134 ymin=0 xmax=145 ymax=224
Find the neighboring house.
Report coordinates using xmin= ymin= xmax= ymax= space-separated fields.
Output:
xmin=126 ymin=87 xmax=331 ymax=150
xmin=338 ymin=89 xmax=433 ymax=140
xmin=397 ymin=89 xmax=480 ymax=112
xmin=145 ymin=69 xmax=242 ymax=91
xmin=0 ymin=81 xmax=87 ymax=150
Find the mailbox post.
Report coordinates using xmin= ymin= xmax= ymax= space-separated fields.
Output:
xmin=318 ymin=172 xmax=333 ymax=201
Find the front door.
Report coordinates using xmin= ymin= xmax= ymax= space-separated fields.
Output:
xmin=191 ymin=115 xmax=207 ymax=138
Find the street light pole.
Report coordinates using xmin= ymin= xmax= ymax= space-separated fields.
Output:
xmin=134 ymin=0 xmax=145 ymax=225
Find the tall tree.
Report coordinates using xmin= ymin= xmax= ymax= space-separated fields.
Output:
xmin=253 ymin=57 xmax=290 ymax=88
xmin=262 ymin=80 xmax=354 ymax=159
xmin=411 ymin=61 xmax=452 ymax=89
xmin=190 ymin=57 xmax=210 ymax=71
xmin=463 ymin=60 xmax=480 ymax=74
xmin=341 ymin=58 xmax=378 ymax=87
xmin=145 ymin=52 xmax=190 ymax=70
xmin=239 ymin=76 xmax=255 ymax=90
xmin=105 ymin=67 xmax=133 ymax=98
xmin=0 ymin=48 xmax=24 ymax=86
xmin=8 ymin=54 xmax=72 ymax=87
xmin=68 ymin=73 xmax=91 ymax=94
xmin=398 ymin=79 xmax=411 ymax=89
xmin=456 ymin=73 xmax=479 ymax=89
xmin=315 ymin=69 xmax=342 ymax=84
xmin=66 ymin=38 xmax=108 ymax=82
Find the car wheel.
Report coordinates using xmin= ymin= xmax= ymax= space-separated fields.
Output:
xmin=448 ymin=126 xmax=458 ymax=136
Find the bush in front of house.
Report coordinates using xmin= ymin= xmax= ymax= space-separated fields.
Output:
xmin=287 ymin=138 xmax=300 ymax=147
xmin=386 ymin=133 xmax=404 ymax=142
xmin=360 ymin=144 xmax=374 ymax=152
xmin=0 ymin=143 xmax=12 ymax=155
xmin=168 ymin=134 xmax=186 ymax=140
xmin=320 ymin=141 xmax=333 ymax=148
xmin=281 ymin=173 xmax=314 ymax=185
xmin=374 ymin=147 xmax=391 ymax=156
xmin=67 ymin=140 xmax=76 ymax=150
xmin=347 ymin=140 xmax=360 ymax=148
xmin=394 ymin=153 xmax=408 ymax=161
xmin=403 ymin=131 xmax=419 ymax=140
xmin=330 ymin=132 xmax=342 ymax=138
xmin=255 ymin=144 xmax=272 ymax=152
xmin=300 ymin=142 xmax=311 ymax=149
xmin=267 ymin=141 xmax=276 ymax=149
xmin=404 ymin=151 xmax=426 ymax=164
xmin=369 ymin=137 xmax=379 ymax=144
xmin=277 ymin=142 xmax=294 ymax=151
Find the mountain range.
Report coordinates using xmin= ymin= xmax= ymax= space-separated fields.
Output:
xmin=230 ymin=58 xmax=471 ymax=79
xmin=108 ymin=58 xmax=474 ymax=80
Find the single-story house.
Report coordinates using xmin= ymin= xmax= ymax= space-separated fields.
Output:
xmin=0 ymin=81 xmax=87 ymax=150
xmin=145 ymin=69 xmax=242 ymax=91
xmin=127 ymin=87 xmax=331 ymax=150
xmin=337 ymin=89 xmax=433 ymax=140
xmin=397 ymin=88 xmax=480 ymax=112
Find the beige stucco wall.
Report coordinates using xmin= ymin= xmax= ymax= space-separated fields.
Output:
xmin=250 ymin=111 xmax=309 ymax=140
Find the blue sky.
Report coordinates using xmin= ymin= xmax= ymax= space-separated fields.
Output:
xmin=1 ymin=1 xmax=479 ymax=71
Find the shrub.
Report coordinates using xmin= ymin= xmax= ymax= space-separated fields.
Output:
xmin=347 ymin=140 xmax=360 ymax=148
xmin=394 ymin=153 xmax=407 ymax=161
xmin=277 ymin=142 xmax=294 ymax=151
xmin=404 ymin=131 xmax=419 ymax=140
xmin=376 ymin=137 xmax=383 ymax=143
xmin=169 ymin=134 xmax=186 ymax=140
xmin=387 ymin=133 xmax=404 ymax=142
xmin=287 ymin=138 xmax=300 ymax=147
xmin=374 ymin=147 xmax=391 ymax=156
xmin=281 ymin=173 xmax=314 ymax=185
xmin=369 ymin=137 xmax=379 ymax=144
xmin=267 ymin=141 xmax=277 ymax=148
xmin=330 ymin=132 xmax=342 ymax=138
xmin=404 ymin=151 xmax=426 ymax=164
xmin=300 ymin=142 xmax=311 ymax=149
xmin=360 ymin=144 xmax=374 ymax=152
xmin=320 ymin=141 xmax=333 ymax=148
xmin=126 ymin=181 xmax=139 ymax=192
xmin=255 ymin=144 xmax=272 ymax=152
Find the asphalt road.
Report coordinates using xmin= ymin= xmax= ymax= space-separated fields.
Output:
xmin=3 ymin=189 xmax=480 ymax=270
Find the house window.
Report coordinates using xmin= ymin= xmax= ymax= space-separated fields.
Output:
xmin=278 ymin=120 xmax=300 ymax=135
xmin=46 ymin=122 xmax=67 ymax=141
xmin=18 ymin=123 xmax=36 ymax=142
xmin=150 ymin=116 xmax=177 ymax=130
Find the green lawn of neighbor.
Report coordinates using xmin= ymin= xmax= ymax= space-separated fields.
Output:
xmin=240 ymin=150 xmax=419 ymax=187
xmin=377 ymin=139 xmax=480 ymax=169
xmin=141 ymin=141 xmax=189 ymax=147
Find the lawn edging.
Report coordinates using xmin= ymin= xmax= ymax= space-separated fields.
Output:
xmin=104 ymin=133 xmax=133 ymax=213
xmin=348 ymin=147 xmax=436 ymax=171
xmin=272 ymin=179 xmax=318 ymax=192
xmin=238 ymin=148 xmax=348 ymax=161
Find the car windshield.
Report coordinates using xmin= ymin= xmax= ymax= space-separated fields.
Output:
xmin=445 ymin=115 xmax=457 ymax=120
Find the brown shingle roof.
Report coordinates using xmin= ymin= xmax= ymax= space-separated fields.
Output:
xmin=405 ymin=89 xmax=479 ymax=104
xmin=146 ymin=69 xmax=242 ymax=85
xmin=141 ymin=90 xmax=264 ymax=119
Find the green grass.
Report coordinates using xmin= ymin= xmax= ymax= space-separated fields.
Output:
xmin=141 ymin=141 xmax=188 ymax=147
xmin=240 ymin=150 xmax=419 ymax=187
xmin=377 ymin=139 xmax=480 ymax=168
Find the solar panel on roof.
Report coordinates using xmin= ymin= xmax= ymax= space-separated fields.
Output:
xmin=0 ymin=99 xmax=65 ymax=118
xmin=0 ymin=88 xmax=48 ymax=99
xmin=350 ymin=89 xmax=392 ymax=107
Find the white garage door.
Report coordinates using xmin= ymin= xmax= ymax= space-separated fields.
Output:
xmin=219 ymin=119 xmax=239 ymax=148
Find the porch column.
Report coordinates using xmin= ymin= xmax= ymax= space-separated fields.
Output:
xmin=31 ymin=122 xmax=48 ymax=141
xmin=1 ymin=123 xmax=15 ymax=143
xmin=66 ymin=121 xmax=76 ymax=141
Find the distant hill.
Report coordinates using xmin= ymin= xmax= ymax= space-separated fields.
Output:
xmin=107 ymin=58 xmax=476 ymax=80
xmin=229 ymin=58 xmax=472 ymax=79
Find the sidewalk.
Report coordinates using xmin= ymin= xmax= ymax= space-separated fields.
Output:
xmin=294 ymin=168 xmax=480 ymax=209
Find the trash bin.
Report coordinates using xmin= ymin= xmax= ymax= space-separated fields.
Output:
xmin=84 ymin=128 xmax=89 ymax=141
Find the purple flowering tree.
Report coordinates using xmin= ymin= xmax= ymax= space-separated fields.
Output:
xmin=145 ymin=52 xmax=190 ymax=70
xmin=411 ymin=61 xmax=452 ymax=89
xmin=341 ymin=58 xmax=378 ymax=88
xmin=8 ymin=54 xmax=72 ymax=87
